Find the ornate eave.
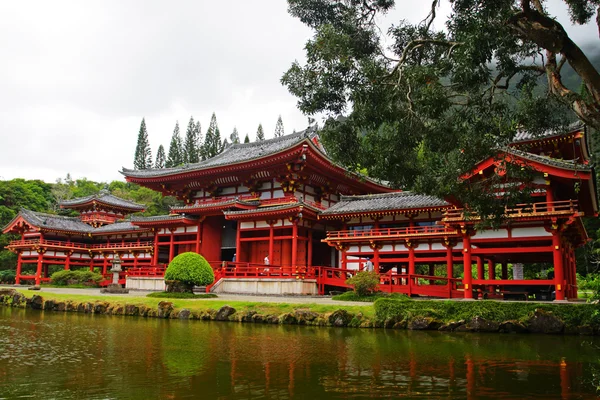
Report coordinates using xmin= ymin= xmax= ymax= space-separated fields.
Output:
xmin=131 ymin=214 xmax=199 ymax=228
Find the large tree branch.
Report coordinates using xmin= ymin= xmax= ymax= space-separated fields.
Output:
xmin=508 ymin=7 xmax=600 ymax=130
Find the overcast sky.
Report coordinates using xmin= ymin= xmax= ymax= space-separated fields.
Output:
xmin=0 ymin=1 xmax=596 ymax=183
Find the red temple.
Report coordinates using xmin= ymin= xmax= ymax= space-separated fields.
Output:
xmin=4 ymin=125 xmax=597 ymax=300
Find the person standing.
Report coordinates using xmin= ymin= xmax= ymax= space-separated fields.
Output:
xmin=232 ymin=253 xmax=236 ymax=262
xmin=264 ymin=255 xmax=270 ymax=265
xmin=365 ymin=257 xmax=374 ymax=272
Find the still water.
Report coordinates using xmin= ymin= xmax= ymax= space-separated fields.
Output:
xmin=0 ymin=307 xmax=598 ymax=399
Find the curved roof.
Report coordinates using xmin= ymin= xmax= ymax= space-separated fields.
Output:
xmin=2 ymin=209 xmax=146 ymax=235
xmin=319 ymin=192 xmax=450 ymax=217
xmin=122 ymin=128 xmax=319 ymax=179
xmin=60 ymin=190 xmax=145 ymax=211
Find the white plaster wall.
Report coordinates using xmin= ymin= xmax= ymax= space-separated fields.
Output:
xmin=211 ymin=278 xmax=318 ymax=295
xmin=511 ymin=226 xmax=551 ymax=238
xmin=472 ymin=229 xmax=509 ymax=239
xmin=126 ymin=277 xmax=166 ymax=291
xmin=240 ymin=222 xmax=254 ymax=229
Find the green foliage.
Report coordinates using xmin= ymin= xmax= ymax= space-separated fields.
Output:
xmin=274 ymin=115 xmax=284 ymax=137
xmin=146 ymin=292 xmax=217 ymax=299
xmin=202 ymin=113 xmax=223 ymax=159
xmin=346 ymin=271 xmax=380 ymax=296
xmin=133 ymin=118 xmax=152 ymax=170
xmin=374 ymin=298 xmax=600 ymax=327
xmin=0 ymin=269 xmax=16 ymax=283
xmin=332 ymin=291 xmax=409 ymax=302
xmin=578 ymin=273 xmax=600 ymax=300
xmin=164 ymin=252 xmax=215 ymax=287
xmin=282 ymin=0 xmax=599 ymax=217
xmin=154 ymin=144 xmax=166 ymax=169
xmin=166 ymin=122 xmax=183 ymax=167
xmin=183 ymin=116 xmax=201 ymax=164
xmin=50 ymin=270 xmax=104 ymax=287
xmin=244 ymin=133 xmax=250 ymax=143
xmin=256 ymin=123 xmax=265 ymax=141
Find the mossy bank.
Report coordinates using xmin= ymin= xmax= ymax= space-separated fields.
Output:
xmin=1 ymin=288 xmax=599 ymax=335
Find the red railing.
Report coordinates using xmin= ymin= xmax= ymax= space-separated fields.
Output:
xmin=126 ymin=265 xmax=167 ymax=277
xmin=444 ymin=200 xmax=578 ymax=221
xmin=8 ymin=238 xmax=153 ymax=251
xmin=173 ymin=194 xmax=258 ymax=210
xmin=325 ymin=225 xmax=458 ymax=240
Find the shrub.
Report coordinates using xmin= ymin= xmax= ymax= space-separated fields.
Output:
xmin=346 ymin=271 xmax=380 ymax=296
xmin=164 ymin=252 xmax=214 ymax=292
xmin=0 ymin=269 xmax=16 ymax=284
xmin=50 ymin=270 xmax=103 ymax=286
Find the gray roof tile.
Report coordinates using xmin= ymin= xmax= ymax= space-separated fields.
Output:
xmin=122 ymin=127 xmax=318 ymax=178
xmin=320 ymin=192 xmax=450 ymax=216
xmin=504 ymin=147 xmax=590 ymax=171
xmin=60 ymin=189 xmax=145 ymax=211
xmin=512 ymin=121 xmax=584 ymax=143
xmin=131 ymin=214 xmax=199 ymax=222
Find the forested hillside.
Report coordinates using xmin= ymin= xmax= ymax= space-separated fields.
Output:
xmin=0 ymin=176 xmax=179 ymax=270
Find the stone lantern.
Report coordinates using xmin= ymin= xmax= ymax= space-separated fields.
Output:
xmin=100 ymin=253 xmax=129 ymax=294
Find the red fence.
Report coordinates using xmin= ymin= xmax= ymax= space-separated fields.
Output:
xmin=326 ymin=225 xmax=458 ymax=240
xmin=8 ymin=238 xmax=153 ymax=251
xmin=444 ymin=200 xmax=578 ymax=221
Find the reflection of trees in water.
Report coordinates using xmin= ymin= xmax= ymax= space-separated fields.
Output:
xmin=2 ymin=309 xmax=600 ymax=398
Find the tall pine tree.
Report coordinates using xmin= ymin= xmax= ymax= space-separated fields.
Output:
xmin=183 ymin=116 xmax=200 ymax=164
xmin=256 ymin=124 xmax=265 ymax=141
xmin=244 ymin=133 xmax=250 ymax=143
xmin=155 ymin=145 xmax=166 ymax=168
xmin=193 ymin=120 xmax=203 ymax=159
xmin=274 ymin=115 xmax=284 ymax=137
xmin=202 ymin=113 xmax=223 ymax=159
xmin=230 ymin=127 xmax=240 ymax=144
xmin=166 ymin=122 xmax=183 ymax=167
xmin=133 ymin=118 xmax=153 ymax=169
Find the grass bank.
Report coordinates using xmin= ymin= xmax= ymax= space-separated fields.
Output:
xmin=1 ymin=288 xmax=598 ymax=335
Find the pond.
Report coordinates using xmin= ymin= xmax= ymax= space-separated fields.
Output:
xmin=0 ymin=307 xmax=598 ymax=399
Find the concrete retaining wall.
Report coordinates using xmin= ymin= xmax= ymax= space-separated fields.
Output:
xmin=126 ymin=277 xmax=166 ymax=291
xmin=211 ymin=278 xmax=318 ymax=295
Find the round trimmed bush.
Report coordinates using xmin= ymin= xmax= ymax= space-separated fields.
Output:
xmin=164 ymin=252 xmax=214 ymax=292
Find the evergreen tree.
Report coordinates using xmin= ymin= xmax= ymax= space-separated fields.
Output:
xmin=274 ymin=115 xmax=284 ymax=137
xmin=244 ymin=133 xmax=250 ymax=143
xmin=183 ymin=116 xmax=200 ymax=164
xmin=256 ymin=124 xmax=265 ymax=141
xmin=230 ymin=127 xmax=240 ymax=144
xmin=222 ymin=138 xmax=230 ymax=149
xmin=166 ymin=122 xmax=183 ymax=168
xmin=133 ymin=118 xmax=152 ymax=169
xmin=154 ymin=145 xmax=166 ymax=168
xmin=202 ymin=113 xmax=223 ymax=159
xmin=193 ymin=120 xmax=203 ymax=159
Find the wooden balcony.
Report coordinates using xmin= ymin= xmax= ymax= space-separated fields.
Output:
xmin=324 ymin=225 xmax=459 ymax=242
xmin=443 ymin=200 xmax=579 ymax=222
xmin=7 ymin=238 xmax=153 ymax=252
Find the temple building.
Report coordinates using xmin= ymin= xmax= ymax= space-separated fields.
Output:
xmin=3 ymin=190 xmax=153 ymax=285
xmin=4 ymin=125 xmax=597 ymax=300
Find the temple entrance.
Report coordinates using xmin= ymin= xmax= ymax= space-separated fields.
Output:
xmin=221 ymin=219 xmax=237 ymax=262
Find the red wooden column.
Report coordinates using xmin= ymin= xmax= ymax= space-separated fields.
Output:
xmin=64 ymin=250 xmax=72 ymax=270
xmin=307 ymin=230 xmax=313 ymax=268
xmin=152 ymin=230 xmax=159 ymax=265
xmin=168 ymin=228 xmax=175 ymax=262
xmin=487 ymin=259 xmax=495 ymax=294
xmin=445 ymin=244 xmax=453 ymax=297
xmin=552 ymin=230 xmax=566 ymax=301
xmin=462 ymin=234 xmax=473 ymax=299
xmin=487 ymin=259 xmax=495 ymax=280
xmin=373 ymin=244 xmax=380 ymax=272
xmin=291 ymin=219 xmax=298 ymax=268
xmin=476 ymin=257 xmax=484 ymax=280
xmin=89 ymin=254 xmax=95 ymax=272
xmin=236 ymin=222 xmax=242 ymax=263
xmin=35 ymin=250 xmax=44 ymax=286
xmin=407 ymin=242 xmax=415 ymax=275
xmin=268 ymin=223 xmax=275 ymax=264
xmin=195 ymin=221 xmax=202 ymax=254
xmin=570 ymin=247 xmax=578 ymax=299
xmin=501 ymin=262 xmax=508 ymax=280
xmin=15 ymin=251 xmax=22 ymax=285
xmin=102 ymin=254 xmax=109 ymax=275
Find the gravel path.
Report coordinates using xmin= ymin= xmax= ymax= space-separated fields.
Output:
xmin=2 ymin=285 xmax=370 ymax=306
